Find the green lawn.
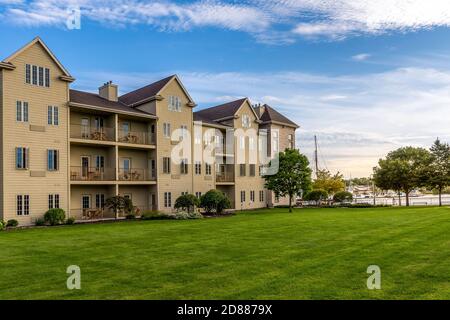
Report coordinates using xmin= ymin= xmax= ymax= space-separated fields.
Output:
xmin=1 ymin=206 xmax=450 ymax=300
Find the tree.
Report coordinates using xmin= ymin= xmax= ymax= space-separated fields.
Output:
xmin=105 ymin=196 xmax=133 ymax=219
xmin=373 ymin=147 xmax=431 ymax=206
xmin=264 ymin=149 xmax=312 ymax=212
xmin=313 ymin=170 xmax=345 ymax=196
xmin=333 ymin=191 xmax=353 ymax=203
xmin=175 ymin=194 xmax=200 ymax=213
xmin=427 ymin=139 xmax=450 ymax=206
xmin=200 ymin=190 xmax=231 ymax=215
xmin=304 ymin=189 xmax=329 ymax=206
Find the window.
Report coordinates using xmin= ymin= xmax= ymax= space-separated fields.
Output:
xmin=48 ymin=106 xmax=59 ymax=125
xmin=272 ymin=130 xmax=279 ymax=154
xmin=180 ymin=125 xmax=188 ymax=141
xmin=195 ymin=192 xmax=202 ymax=199
xmin=180 ymin=158 xmax=189 ymax=174
xmin=16 ymin=147 xmax=28 ymax=169
xmin=240 ymin=191 xmax=246 ymax=203
xmin=96 ymin=194 xmax=105 ymax=208
xmin=48 ymin=194 xmax=60 ymax=209
xmin=164 ymin=192 xmax=172 ymax=207
xmin=47 ymin=150 xmax=59 ymax=171
xmin=38 ymin=67 xmax=44 ymax=86
xmin=16 ymin=101 xmax=28 ymax=122
xmin=249 ymin=164 xmax=256 ymax=176
xmin=239 ymin=164 xmax=246 ymax=176
xmin=168 ymin=96 xmax=182 ymax=112
xmin=205 ymin=163 xmax=212 ymax=175
xmin=32 ymin=65 xmax=37 ymax=85
xmin=249 ymin=137 xmax=255 ymax=150
xmin=25 ymin=64 xmax=31 ymax=84
xmin=250 ymin=191 xmax=255 ymax=202
xmin=275 ymin=195 xmax=280 ymax=203
xmin=259 ymin=190 xmax=265 ymax=202
xmin=181 ymin=191 xmax=188 ymax=196
xmin=82 ymin=195 xmax=91 ymax=209
xmin=27 ymin=65 xmax=49 ymax=87
xmin=239 ymin=136 xmax=245 ymax=149
xmin=163 ymin=123 xmax=171 ymax=138
xmin=95 ymin=155 xmax=105 ymax=170
xmin=242 ymin=114 xmax=251 ymax=128
xmin=17 ymin=195 xmax=30 ymax=216
xmin=163 ymin=157 xmax=171 ymax=174
xmin=195 ymin=161 xmax=202 ymax=175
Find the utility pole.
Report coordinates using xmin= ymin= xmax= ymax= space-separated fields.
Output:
xmin=314 ymin=135 xmax=319 ymax=178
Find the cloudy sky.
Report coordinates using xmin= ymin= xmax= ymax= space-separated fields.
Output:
xmin=1 ymin=0 xmax=450 ymax=177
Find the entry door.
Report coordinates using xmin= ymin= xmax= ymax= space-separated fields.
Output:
xmin=150 ymin=159 xmax=156 ymax=178
xmin=151 ymin=194 xmax=157 ymax=210
xmin=81 ymin=156 xmax=90 ymax=179
xmin=81 ymin=118 xmax=90 ymax=138
xmin=82 ymin=195 xmax=91 ymax=210
xmin=95 ymin=117 xmax=104 ymax=130
xmin=121 ymin=158 xmax=131 ymax=173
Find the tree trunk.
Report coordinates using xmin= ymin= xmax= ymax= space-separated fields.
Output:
xmin=289 ymin=195 xmax=292 ymax=213
xmin=405 ymin=190 xmax=410 ymax=207
xmin=439 ymin=187 xmax=442 ymax=207
xmin=398 ymin=192 xmax=401 ymax=206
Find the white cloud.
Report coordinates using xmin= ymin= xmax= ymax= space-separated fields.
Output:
xmin=2 ymin=1 xmax=450 ymax=41
xmin=73 ymin=66 xmax=450 ymax=177
xmin=352 ymin=53 xmax=371 ymax=61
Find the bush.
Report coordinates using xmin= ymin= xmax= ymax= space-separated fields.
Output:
xmin=0 ymin=220 xmax=5 ymax=231
xmin=200 ymin=190 xmax=231 ymax=214
xmin=141 ymin=210 xmax=203 ymax=220
xmin=66 ymin=217 xmax=76 ymax=225
xmin=171 ymin=211 xmax=203 ymax=220
xmin=304 ymin=189 xmax=329 ymax=205
xmin=333 ymin=191 xmax=353 ymax=203
xmin=35 ymin=218 xmax=46 ymax=226
xmin=174 ymin=194 xmax=200 ymax=213
xmin=125 ymin=214 xmax=136 ymax=220
xmin=6 ymin=219 xmax=19 ymax=228
xmin=141 ymin=211 xmax=170 ymax=220
xmin=44 ymin=209 xmax=66 ymax=226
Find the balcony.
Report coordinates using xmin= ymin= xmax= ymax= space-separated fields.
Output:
xmin=70 ymin=167 xmax=115 ymax=181
xmin=118 ymin=168 xmax=156 ymax=182
xmin=118 ymin=130 xmax=155 ymax=145
xmin=70 ymin=124 xmax=115 ymax=142
xmin=216 ymin=165 xmax=235 ymax=183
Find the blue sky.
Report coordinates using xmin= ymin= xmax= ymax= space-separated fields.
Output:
xmin=1 ymin=0 xmax=450 ymax=177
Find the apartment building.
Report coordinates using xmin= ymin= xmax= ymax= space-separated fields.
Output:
xmin=0 ymin=37 xmax=298 ymax=225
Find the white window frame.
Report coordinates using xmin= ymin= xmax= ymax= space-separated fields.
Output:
xmin=48 ymin=106 xmax=59 ymax=125
xmin=16 ymin=147 xmax=29 ymax=170
xmin=163 ymin=123 xmax=171 ymax=138
xmin=17 ymin=195 xmax=30 ymax=216
xmin=47 ymin=149 xmax=59 ymax=171
xmin=16 ymin=101 xmax=29 ymax=122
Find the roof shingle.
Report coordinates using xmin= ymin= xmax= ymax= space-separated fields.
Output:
xmin=118 ymin=75 xmax=174 ymax=106
xmin=259 ymin=104 xmax=299 ymax=128
xmin=194 ymin=98 xmax=247 ymax=122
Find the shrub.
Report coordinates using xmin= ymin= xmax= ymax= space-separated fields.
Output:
xmin=174 ymin=194 xmax=200 ymax=213
xmin=125 ymin=214 xmax=136 ymax=220
xmin=66 ymin=217 xmax=76 ymax=225
xmin=0 ymin=220 xmax=5 ymax=231
xmin=171 ymin=211 xmax=203 ymax=220
xmin=6 ymin=219 xmax=19 ymax=228
xmin=304 ymin=189 xmax=329 ymax=205
xmin=44 ymin=208 xmax=66 ymax=226
xmin=141 ymin=210 xmax=203 ymax=220
xmin=333 ymin=191 xmax=353 ymax=203
xmin=35 ymin=218 xmax=46 ymax=226
xmin=141 ymin=211 xmax=172 ymax=220
xmin=105 ymin=196 xmax=134 ymax=216
xmin=200 ymin=190 xmax=231 ymax=214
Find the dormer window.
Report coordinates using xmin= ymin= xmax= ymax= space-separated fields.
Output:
xmin=26 ymin=64 xmax=50 ymax=87
xmin=242 ymin=114 xmax=251 ymax=128
xmin=168 ymin=96 xmax=182 ymax=112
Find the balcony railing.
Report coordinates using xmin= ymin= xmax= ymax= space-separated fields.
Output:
xmin=118 ymin=168 xmax=156 ymax=181
xmin=70 ymin=167 xmax=115 ymax=181
xmin=70 ymin=124 xmax=115 ymax=142
xmin=216 ymin=166 xmax=235 ymax=183
xmin=118 ymin=130 xmax=155 ymax=145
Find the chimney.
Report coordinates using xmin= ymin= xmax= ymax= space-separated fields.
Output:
xmin=254 ymin=103 xmax=265 ymax=117
xmin=99 ymin=81 xmax=118 ymax=102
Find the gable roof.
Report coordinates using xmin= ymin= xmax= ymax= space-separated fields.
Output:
xmin=2 ymin=37 xmax=73 ymax=79
xmin=193 ymin=112 xmax=232 ymax=128
xmin=195 ymin=98 xmax=247 ymax=122
xmin=70 ymin=89 xmax=156 ymax=117
xmin=259 ymin=104 xmax=299 ymax=128
xmin=118 ymin=75 xmax=195 ymax=107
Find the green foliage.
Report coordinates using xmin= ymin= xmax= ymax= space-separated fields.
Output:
xmin=35 ymin=218 xmax=46 ymax=226
xmin=0 ymin=220 xmax=5 ymax=231
xmin=333 ymin=191 xmax=353 ymax=203
xmin=105 ymin=196 xmax=134 ymax=216
xmin=125 ymin=214 xmax=136 ymax=220
xmin=200 ymin=190 xmax=231 ymax=214
xmin=313 ymin=170 xmax=345 ymax=195
xmin=174 ymin=194 xmax=200 ymax=213
xmin=426 ymin=139 xmax=450 ymax=206
xmin=140 ymin=210 xmax=203 ymax=220
xmin=346 ymin=177 xmax=372 ymax=186
xmin=304 ymin=189 xmax=329 ymax=205
xmin=66 ymin=217 xmax=76 ymax=225
xmin=44 ymin=209 xmax=66 ymax=226
xmin=264 ymin=149 xmax=312 ymax=212
xmin=7 ymin=219 xmax=19 ymax=228
xmin=141 ymin=211 xmax=171 ymax=220
xmin=374 ymin=146 xmax=431 ymax=206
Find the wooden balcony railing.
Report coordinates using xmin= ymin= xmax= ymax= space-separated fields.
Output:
xmin=70 ymin=124 xmax=115 ymax=142
xmin=70 ymin=167 xmax=115 ymax=181
xmin=216 ymin=166 xmax=235 ymax=183
xmin=118 ymin=168 xmax=156 ymax=181
xmin=118 ymin=130 xmax=155 ymax=145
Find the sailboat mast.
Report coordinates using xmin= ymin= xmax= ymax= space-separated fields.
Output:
xmin=314 ymin=135 xmax=319 ymax=178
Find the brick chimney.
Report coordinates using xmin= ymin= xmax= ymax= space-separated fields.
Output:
xmin=99 ymin=81 xmax=118 ymax=102
xmin=253 ymin=103 xmax=265 ymax=117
